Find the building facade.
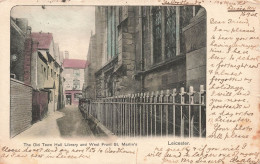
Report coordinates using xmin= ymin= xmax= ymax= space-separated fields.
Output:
xmin=83 ymin=33 xmax=97 ymax=99
xmin=10 ymin=18 xmax=65 ymax=136
xmin=30 ymin=32 xmax=64 ymax=113
xmin=10 ymin=18 xmax=32 ymax=82
xmin=63 ymin=59 xmax=87 ymax=105
xmin=84 ymin=6 xmax=206 ymax=98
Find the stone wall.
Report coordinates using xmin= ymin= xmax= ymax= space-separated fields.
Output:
xmin=184 ymin=8 xmax=206 ymax=91
xmin=94 ymin=7 xmax=141 ymax=97
xmin=144 ymin=59 xmax=186 ymax=91
xmin=84 ymin=34 xmax=97 ymax=99
xmin=10 ymin=78 xmax=32 ymax=138
xmin=115 ymin=6 xmax=141 ymax=95
xmin=140 ymin=6 xmax=188 ymax=92
xmin=91 ymin=6 xmax=206 ymax=97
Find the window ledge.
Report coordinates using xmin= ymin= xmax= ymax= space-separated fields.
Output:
xmin=135 ymin=55 xmax=186 ymax=76
xmin=95 ymin=56 xmax=118 ymax=76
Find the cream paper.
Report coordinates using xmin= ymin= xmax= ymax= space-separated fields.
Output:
xmin=0 ymin=0 xmax=259 ymax=164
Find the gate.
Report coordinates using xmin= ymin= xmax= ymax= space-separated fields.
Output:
xmin=32 ymin=90 xmax=48 ymax=123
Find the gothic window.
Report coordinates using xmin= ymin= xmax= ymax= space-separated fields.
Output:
xmin=107 ymin=7 xmax=118 ymax=60
xmin=165 ymin=7 xmax=176 ymax=59
xmin=119 ymin=7 xmax=122 ymax=24
xmin=180 ymin=6 xmax=194 ymax=53
xmin=152 ymin=7 xmax=162 ymax=64
xmin=180 ymin=6 xmax=194 ymax=28
xmin=149 ymin=6 xmax=200 ymax=65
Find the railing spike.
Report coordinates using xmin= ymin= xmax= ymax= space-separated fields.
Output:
xmin=180 ymin=87 xmax=185 ymax=94
xmin=200 ymin=85 xmax=204 ymax=93
xmin=160 ymin=90 xmax=164 ymax=95
xmin=189 ymin=86 xmax=194 ymax=94
xmin=166 ymin=89 xmax=170 ymax=96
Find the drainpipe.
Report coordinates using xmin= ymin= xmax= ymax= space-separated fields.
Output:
xmin=35 ymin=42 xmax=39 ymax=88
xmin=139 ymin=7 xmax=144 ymax=92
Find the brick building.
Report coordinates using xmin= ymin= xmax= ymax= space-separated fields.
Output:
xmin=83 ymin=6 xmax=206 ymax=98
xmin=63 ymin=59 xmax=87 ymax=105
xmin=30 ymin=32 xmax=64 ymax=113
xmin=10 ymin=17 xmax=31 ymax=81
xmin=10 ymin=18 xmax=33 ymax=137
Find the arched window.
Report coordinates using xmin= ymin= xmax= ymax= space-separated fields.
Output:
xmin=165 ymin=6 xmax=176 ymax=59
xmin=149 ymin=6 xmax=200 ymax=65
xmin=107 ymin=7 xmax=118 ymax=60
xmin=152 ymin=7 xmax=162 ymax=64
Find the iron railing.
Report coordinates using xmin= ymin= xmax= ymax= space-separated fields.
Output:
xmin=79 ymin=85 xmax=206 ymax=138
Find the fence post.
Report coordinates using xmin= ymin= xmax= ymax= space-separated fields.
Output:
xmin=165 ymin=89 xmax=170 ymax=136
xmin=120 ymin=95 xmax=123 ymax=137
xmin=160 ymin=90 xmax=164 ymax=137
xmin=128 ymin=94 xmax=131 ymax=137
xmin=155 ymin=91 xmax=159 ymax=136
xmin=188 ymin=86 xmax=194 ymax=138
xmin=136 ymin=93 xmax=139 ymax=136
xmin=139 ymin=93 xmax=143 ymax=137
xmin=199 ymin=85 xmax=205 ymax=138
xmin=150 ymin=91 xmax=154 ymax=137
xmin=115 ymin=96 xmax=118 ymax=135
xmin=129 ymin=94 xmax=132 ymax=137
xmin=142 ymin=93 xmax=146 ymax=136
xmin=146 ymin=92 xmax=150 ymax=137
xmin=142 ymin=93 xmax=146 ymax=135
xmin=180 ymin=87 xmax=185 ymax=138
xmin=191 ymin=116 xmax=194 ymax=137
xmin=123 ymin=95 xmax=126 ymax=137
xmin=131 ymin=94 xmax=134 ymax=137
xmin=172 ymin=89 xmax=176 ymax=136
xmin=133 ymin=94 xmax=136 ymax=137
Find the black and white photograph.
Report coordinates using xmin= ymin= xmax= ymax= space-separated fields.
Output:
xmin=10 ymin=5 xmax=206 ymax=139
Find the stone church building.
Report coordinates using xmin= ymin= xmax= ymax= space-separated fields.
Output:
xmin=83 ymin=6 xmax=206 ymax=98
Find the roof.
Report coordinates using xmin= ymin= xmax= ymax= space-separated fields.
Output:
xmin=63 ymin=59 xmax=88 ymax=69
xmin=31 ymin=32 xmax=53 ymax=49
xmin=38 ymin=50 xmax=48 ymax=61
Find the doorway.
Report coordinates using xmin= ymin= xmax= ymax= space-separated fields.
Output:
xmin=66 ymin=94 xmax=72 ymax=105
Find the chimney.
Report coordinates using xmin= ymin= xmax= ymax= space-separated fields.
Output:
xmin=27 ymin=26 xmax=32 ymax=35
xmin=65 ymin=51 xmax=69 ymax=59
xmin=15 ymin=18 xmax=28 ymax=34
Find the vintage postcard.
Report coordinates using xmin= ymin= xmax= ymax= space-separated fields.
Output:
xmin=0 ymin=0 xmax=259 ymax=163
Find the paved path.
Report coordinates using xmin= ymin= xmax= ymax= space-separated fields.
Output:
xmin=15 ymin=106 xmax=105 ymax=139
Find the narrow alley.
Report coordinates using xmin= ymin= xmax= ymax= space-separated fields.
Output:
xmin=10 ymin=6 xmax=207 ymax=139
xmin=15 ymin=106 xmax=106 ymax=138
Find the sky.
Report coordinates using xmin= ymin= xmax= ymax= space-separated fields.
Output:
xmin=11 ymin=6 xmax=95 ymax=60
